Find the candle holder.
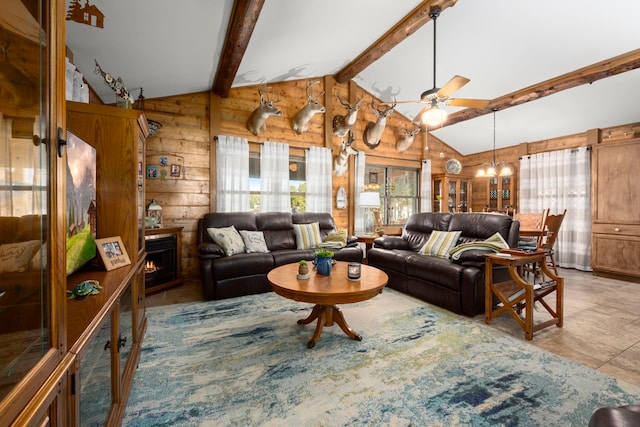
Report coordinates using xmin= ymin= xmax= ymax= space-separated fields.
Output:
xmin=348 ymin=262 xmax=361 ymax=281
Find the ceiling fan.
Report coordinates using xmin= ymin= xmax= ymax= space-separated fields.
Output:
xmin=388 ymin=8 xmax=490 ymax=127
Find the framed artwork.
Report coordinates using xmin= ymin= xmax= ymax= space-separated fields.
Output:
xmin=170 ymin=164 xmax=181 ymax=177
xmin=369 ymin=172 xmax=378 ymax=184
xmin=146 ymin=165 xmax=158 ymax=179
xmin=96 ymin=236 xmax=131 ymax=271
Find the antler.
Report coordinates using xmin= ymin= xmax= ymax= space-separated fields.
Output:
xmin=306 ymin=80 xmax=324 ymax=101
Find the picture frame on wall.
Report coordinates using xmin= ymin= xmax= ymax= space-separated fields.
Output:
xmin=96 ymin=236 xmax=131 ymax=271
xmin=170 ymin=164 xmax=181 ymax=177
xmin=369 ymin=172 xmax=378 ymax=184
xmin=146 ymin=165 xmax=158 ymax=179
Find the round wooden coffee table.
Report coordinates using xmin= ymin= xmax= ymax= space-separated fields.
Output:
xmin=267 ymin=261 xmax=388 ymax=348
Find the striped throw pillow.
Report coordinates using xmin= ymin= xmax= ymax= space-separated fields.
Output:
xmin=419 ymin=230 xmax=462 ymax=259
xmin=293 ymin=222 xmax=323 ymax=249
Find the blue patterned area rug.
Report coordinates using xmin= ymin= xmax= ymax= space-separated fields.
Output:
xmin=123 ymin=289 xmax=640 ymax=426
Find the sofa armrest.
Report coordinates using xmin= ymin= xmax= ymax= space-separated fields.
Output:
xmin=345 ymin=235 xmax=359 ymax=247
xmin=373 ymin=235 xmax=410 ymax=250
xmin=198 ymin=242 xmax=224 ymax=257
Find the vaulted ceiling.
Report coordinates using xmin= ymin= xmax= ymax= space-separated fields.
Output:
xmin=65 ymin=0 xmax=640 ymax=155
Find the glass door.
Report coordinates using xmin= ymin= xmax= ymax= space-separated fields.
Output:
xmin=0 ymin=0 xmax=53 ymax=403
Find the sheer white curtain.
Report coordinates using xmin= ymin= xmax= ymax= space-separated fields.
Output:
xmin=420 ymin=159 xmax=432 ymax=212
xmin=519 ymin=147 xmax=591 ymax=271
xmin=260 ymin=141 xmax=290 ymax=212
xmin=216 ymin=135 xmax=249 ymax=212
xmin=305 ymin=146 xmax=332 ymax=213
xmin=354 ymin=152 xmax=366 ymax=234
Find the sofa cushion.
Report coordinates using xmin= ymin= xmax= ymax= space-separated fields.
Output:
xmin=405 ymin=254 xmax=465 ymax=291
xmin=0 ymin=240 xmax=42 ymax=273
xmin=419 ymin=230 xmax=461 ymax=259
xmin=293 ymin=222 xmax=323 ymax=249
xmin=403 ymin=212 xmax=453 ymax=251
xmin=239 ymin=230 xmax=269 ymax=253
xmin=207 ymin=225 xmax=246 ymax=256
xmin=213 ymin=252 xmax=275 ymax=280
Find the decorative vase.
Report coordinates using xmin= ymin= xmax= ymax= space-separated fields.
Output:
xmin=315 ymin=256 xmax=332 ymax=275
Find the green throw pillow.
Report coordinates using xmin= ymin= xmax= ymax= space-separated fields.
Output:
xmin=419 ymin=230 xmax=462 ymax=259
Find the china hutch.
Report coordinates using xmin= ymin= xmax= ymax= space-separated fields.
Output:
xmin=432 ymin=173 xmax=473 ymax=213
xmin=0 ymin=3 xmax=147 ymax=425
xmin=485 ymin=175 xmax=515 ymax=212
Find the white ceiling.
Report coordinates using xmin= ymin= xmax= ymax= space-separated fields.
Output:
xmin=65 ymin=0 xmax=640 ymax=155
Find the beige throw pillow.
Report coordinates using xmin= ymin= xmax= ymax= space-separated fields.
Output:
xmin=239 ymin=230 xmax=269 ymax=253
xmin=293 ymin=222 xmax=323 ymax=250
xmin=419 ymin=230 xmax=462 ymax=259
xmin=0 ymin=240 xmax=42 ymax=273
xmin=206 ymin=226 xmax=246 ymax=256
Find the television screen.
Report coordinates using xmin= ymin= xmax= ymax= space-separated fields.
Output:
xmin=66 ymin=131 xmax=97 ymax=275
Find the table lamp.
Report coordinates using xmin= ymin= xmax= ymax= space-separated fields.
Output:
xmin=359 ymin=191 xmax=380 ymax=235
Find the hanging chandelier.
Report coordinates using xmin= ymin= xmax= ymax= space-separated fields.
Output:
xmin=476 ymin=108 xmax=512 ymax=177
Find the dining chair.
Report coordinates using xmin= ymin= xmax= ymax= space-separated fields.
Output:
xmin=516 ymin=209 xmax=549 ymax=251
xmin=537 ymin=209 xmax=567 ymax=275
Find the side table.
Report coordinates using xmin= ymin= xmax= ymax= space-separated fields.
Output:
xmin=355 ymin=234 xmax=378 ymax=263
xmin=485 ymin=252 xmax=563 ymax=340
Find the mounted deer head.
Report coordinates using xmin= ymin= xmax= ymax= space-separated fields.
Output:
xmin=395 ymin=126 xmax=421 ymax=153
xmin=291 ymin=80 xmax=325 ymax=134
xmin=332 ymin=94 xmax=364 ymax=137
xmin=333 ymin=130 xmax=357 ymax=177
xmin=247 ymin=86 xmax=283 ymax=136
xmin=363 ymin=99 xmax=396 ymax=149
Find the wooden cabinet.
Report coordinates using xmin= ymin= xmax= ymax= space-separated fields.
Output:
xmin=486 ymin=175 xmax=514 ymax=212
xmin=432 ymin=173 xmax=473 ymax=213
xmin=67 ymin=264 xmax=145 ymax=426
xmin=591 ymin=138 xmax=640 ymax=281
xmin=65 ymin=102 xmax=148 ymax=425
xmin=0 ymin=0 xmax=68 ymax=424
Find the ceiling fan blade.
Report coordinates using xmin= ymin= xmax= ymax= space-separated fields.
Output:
xmin=381 ymin=99 xmax=425 ymax=105
xmin=447 ymin=98 xmax=490 ymax=108
xmin=437 ymin=75 xmax=470 ymax=98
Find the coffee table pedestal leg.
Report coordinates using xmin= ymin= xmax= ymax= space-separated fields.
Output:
xmin=298 ymin=304 xmax=362 ymax=348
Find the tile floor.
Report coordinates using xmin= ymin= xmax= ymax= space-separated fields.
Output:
xmin=146 ymin=268 xmax=640 ymax=388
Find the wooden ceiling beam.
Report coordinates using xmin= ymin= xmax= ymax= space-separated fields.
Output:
xmin=212 ymin=0 xmax=265 ymax=98
xmin=439 ymin=48 xmax=640 ymax=128
xmin=334 ymin=0 xmax=458 ymax=84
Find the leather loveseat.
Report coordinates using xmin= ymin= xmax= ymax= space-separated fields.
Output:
xmin=367 ymin=212 xmax=520 ymax=317
xmin=197 ymin=212 xmax=363 ymax=300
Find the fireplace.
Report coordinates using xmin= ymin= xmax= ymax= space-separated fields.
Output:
xmin=144 ymin=231 xmax=182 ymax=294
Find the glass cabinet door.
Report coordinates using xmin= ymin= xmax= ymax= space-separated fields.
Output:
xmin=459 ymin=181 xmax=468 ymax=212
xmin=448 ymin=180 xmax=457 ymax=212
xmin=500 ymin=176 xmax=511 ymax=209
xmin=0 ymin=0 xmax=52 ymax=402
xmin=433 ymin=179 xmax=442 ymax=212
xmin=488 ymin=177 xmax=498 ymax=209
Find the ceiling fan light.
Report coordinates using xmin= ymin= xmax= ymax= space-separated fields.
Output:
xmin=422 ymin=106 xmax=448 ymax=127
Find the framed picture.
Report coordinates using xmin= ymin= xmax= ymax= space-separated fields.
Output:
xmin=369 ymin=172 xmax=378 ymax=184
xmin=146 ymin=165 xmax=158 ymax=179
xmin=170 ymin=164 xmax=181 ymax=177
xmin=96 ymin=236 xmax=131 ymax=271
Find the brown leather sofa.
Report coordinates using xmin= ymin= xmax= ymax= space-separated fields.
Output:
xmin=367 ymin=212 xmax=520 ymax=317
xmin=589 ymin=404 xmax=640 ymax=427
xmin=197 ymin=212 xmax=363 ymax=300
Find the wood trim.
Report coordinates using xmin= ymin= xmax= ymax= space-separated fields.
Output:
xmin=443 ymin=48 xmax=640 ymax=128
xmin=334 ymin=0 xmax=459 ymax=83
xmin=212 ymin=0 xmax=266 ymax=97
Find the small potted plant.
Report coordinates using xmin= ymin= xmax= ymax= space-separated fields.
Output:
xmin=298 ymin=259 xmax=309 ymax=277
xmin=314 ymin=249 xmax=334 ymax=275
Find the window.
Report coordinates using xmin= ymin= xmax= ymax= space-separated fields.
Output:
xmin=249 ymin=153 xmax=306 ymax=212
xmin=365 ymin=165 xmax=418 ymax=225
